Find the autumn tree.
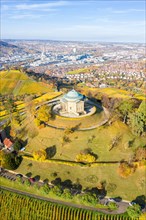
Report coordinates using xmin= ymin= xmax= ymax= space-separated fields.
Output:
xmin=36 ymin=105 xmax=51 ymax=124
xmin=33 ymin=149 xmax=47 ymax=161
xmin=134 ymin=146 xmax=146 ymax=161
xmin=118 ymin=162 xmax=137 ymax=178
xmin=4 ymin=98 xmax=17 ymax=122
xmin=76 ymin=152 xmax=96 ymax=163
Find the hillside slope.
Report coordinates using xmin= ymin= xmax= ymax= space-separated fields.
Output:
xmin=0 ymin=70 xmax=53 ymax=95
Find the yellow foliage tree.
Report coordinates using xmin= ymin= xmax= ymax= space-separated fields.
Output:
xmin=118 ymin=162 xmax=136 ymax=178
xmin=76 ymin=153 xmax=96 ymax=163
xmin=33 ymin=149 xmax=47 ymax=161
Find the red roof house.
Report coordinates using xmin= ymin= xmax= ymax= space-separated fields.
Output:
xmin=3 ymin=138 xmax=14 ymax=151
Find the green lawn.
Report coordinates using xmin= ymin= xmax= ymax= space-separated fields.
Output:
xmin=15 ymin=157 xmax=145 ymax=201
xmin=47 ymin=109 xmax=105 ymax=129
xmin=25 ymin=120 xmax=146 ymax=162
xmin=15 ymin=120 xmax=146 ymax=201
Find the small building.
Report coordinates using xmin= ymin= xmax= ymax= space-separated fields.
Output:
xmin=60 ymin=89 xmax=86 ymax=116
xmin=3 ymin=138 xmax=14 ymax=152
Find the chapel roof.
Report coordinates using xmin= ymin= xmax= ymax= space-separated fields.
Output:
xmin=62 ymin=89 xmax=83 ymax=101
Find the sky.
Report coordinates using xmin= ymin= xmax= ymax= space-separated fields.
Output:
xmin=1 ymin=0 xmax=145 ymax=43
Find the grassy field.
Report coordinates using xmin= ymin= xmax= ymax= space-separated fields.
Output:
xmin=0 ymin=70 xmax=53 ymax=95
xmin=15 ymin=120 xmax=146 ymax=201
xmin=67 ymin=68 xmax=89 ymax=75
xmin=48 ymin=109 xmax=105 ymax=129
xmin=16 ymin=157 xmax=145 ymax=201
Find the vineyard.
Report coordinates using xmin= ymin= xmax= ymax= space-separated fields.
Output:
xmin=0 ymin=188 xmax=133 ymax=220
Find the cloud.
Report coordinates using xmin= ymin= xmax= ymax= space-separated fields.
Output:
xmin=111 ymin=8 xmax=145 ymax=14
xmin=10 ymin=14 xmax=45 ymax=19
xmin=2 ymin=1 xmax=69 ymax=11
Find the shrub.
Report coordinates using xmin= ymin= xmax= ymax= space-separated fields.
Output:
xmin=76 ymin=153 xmax=96 ymax=163
xmin=107 ymin=183 xmax=117 ymax=193
xmin=62 ymin=188 xmax=73 ymax=199
xmin=52 ymin=185 xmax=63 ymax=197
xmin=85 ymin=175 xmax=98 ymax=183
xmin=77 ymin=193 xmax=98 ymax=205
xmin=127 ymin=204 xmax=142 ymax=218
xmin=41 ymin=184 xmax=50 ymax=194
xmin=108 ymin=202 xmax=118 ymax=210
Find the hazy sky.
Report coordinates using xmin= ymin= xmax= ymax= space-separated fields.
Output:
xmin=1 ymin=0 xmax=145 ymax=42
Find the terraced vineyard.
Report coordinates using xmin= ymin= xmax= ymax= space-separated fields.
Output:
xmin=0 ymin=189 xmax=132 ymax=220
xmin=0 ymin=70 xmax=52 ymax=95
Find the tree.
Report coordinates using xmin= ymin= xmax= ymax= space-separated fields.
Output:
xmin=64 ymin=127 xmax=74 ymax=135
xmin=13 ymin=140 xmax=22 ymax=152
xmin=62 ymin=188 xmax=73 ymax=199
xmin=118 ymin=162 xmax=136 ymax=178
xmin=37 ymin=105 xmax=51 ymax=124
xmin=0 ymin=151 xmax=21 ymax=170
xmin=33 ymin=149 xmax=47 ymax=161
xmin=76 ymin=153 xmax=96 ymax=163
xmin=128 ymin=100 xmax=146 ymax=136
xmin=108 ymin=202 xmax=118 ymax=210
xmin=4 ymin=98 xmax=17 ymax=122
xmin=61 ymin=135 xmax=71 ymax=146
xmin=127 ymin=204 xmax=141 ymax=218
xmin=106 ymin=183 xmax=117 ymax=193
xmin=41 ymin=184 xmax=51 ymax=194
xmin=52 ymin=185 xmax=63 ymax=197
xmin=117 ymin=99 xmax=134 ymax=123
xmin=77 ymin=193 xmax=98 ymax=205
xmin=134 ymin=146 xmax=146 ymax=161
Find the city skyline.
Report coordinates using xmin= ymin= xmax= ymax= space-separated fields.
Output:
xmin=1 ymin=0 xmax=145 ymax=43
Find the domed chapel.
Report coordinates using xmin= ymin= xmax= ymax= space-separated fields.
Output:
xmin=60 ymin=89 xmax=86 ymax=116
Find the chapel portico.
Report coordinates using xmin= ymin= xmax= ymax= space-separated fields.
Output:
xmin=60 ymin=89 xmax=85 ymax=116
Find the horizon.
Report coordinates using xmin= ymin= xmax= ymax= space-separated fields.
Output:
xmin=1 ymin=38 xmax=145 ymax=45
xmin=1 ymin=0 xmax=145 ymax=43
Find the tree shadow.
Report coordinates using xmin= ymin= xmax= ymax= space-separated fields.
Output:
xmin=113 ymin=196 xmax=122 ymax=202
xmin=72 ymin=123 xmax=82 ymax=131
xmin=33 ymin=175 xmax=40 ymax=182
xmin=51 ymin=177 xmax=62 ymax=186
xmin=46 ymin=145 xmax=56 ymax=159
xmin=72 ymin=183 xmax=82 ymax=191
xmin=26 ymin=172 xmax=32 ymax=177
xmin=134 ymin=195 xmax=146 ymax=209
xmin=84 ymin=187 xmax=107 ymax=198
xmin=43 ymin=178 xmax=49 ymax=184
xmin=62 ymin=179 xmax=73 ymax=189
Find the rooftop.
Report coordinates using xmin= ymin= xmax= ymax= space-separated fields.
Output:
xmin=62 ymin=89 xmax=84 ymax=101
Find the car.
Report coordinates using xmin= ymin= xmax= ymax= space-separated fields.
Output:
xmin=20 ymin=147 xmax=25 ymax=151
xmin=16 ymin=174 xmax=23 ymax=178
xmin=29 ymin=177 xmax=35 ymax=183
xmin=129 ymin=202 xmax=136 ymax=206
xmin=108 ymin=198 xmax=115 ymax=202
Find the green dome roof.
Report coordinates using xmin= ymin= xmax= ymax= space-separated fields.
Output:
xmin=63 ymin=89 xmax=83 ymax=101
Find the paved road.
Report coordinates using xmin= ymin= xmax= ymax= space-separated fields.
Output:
xmin=0 ymin=185 xmax=129 ymax=215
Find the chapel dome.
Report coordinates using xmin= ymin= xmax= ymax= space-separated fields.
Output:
xmin=63 ymin=89 xmax=83 ymax=101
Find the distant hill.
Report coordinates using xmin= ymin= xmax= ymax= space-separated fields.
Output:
xmin=0 ymin=40 xmax=21 ymax=56
xmin=0 ymin=70 xmax=53 ymax=95
xmin=0 ymin=41 xmax=18 ymax=49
